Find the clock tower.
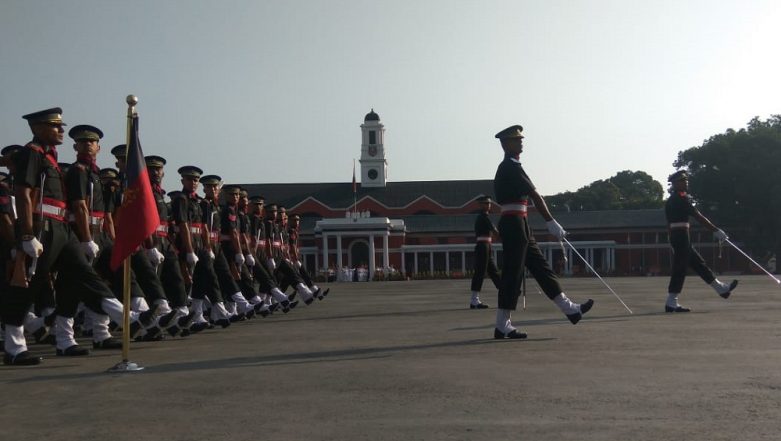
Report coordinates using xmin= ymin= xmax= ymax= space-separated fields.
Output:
xmin=359 ymin=109 xmax=387 ymax=188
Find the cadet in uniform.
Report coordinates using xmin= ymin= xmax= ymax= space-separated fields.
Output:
xmin=247 ymin=196 xmax=297 ymax=314
xmin=664 ymin=170 xmax=738 ymax=312
xmin=201 ymin=177 xmax=254 ymax=320
xmin=493 ymin=125 xmax=593 ymax=339
xmin=469 ymin=195 xmax=500 ymax=309
xmin=3 ymin=108 xmax=151 ymax=365
xmin=143 ymin=155 xmax=190 ymax=335
xmin=274 ymin=206 xmax=316 ymax=304
xmin=288 ymin=213 xmax=328 ymax=300
xmin=171 ymin=166 xmax=231 ymax=330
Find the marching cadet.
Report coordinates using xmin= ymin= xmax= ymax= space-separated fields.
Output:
xmin=468 ymin=195 xmax=500 ymax=309
xmin=664 ymin=170 xmax=738 ymax=312
xmin=171 ymin=166 xmax=231 ymax=331
xmin=247 ymin=196 xmax=297 ymax=314
xmin=233 ymin=188 xmax=264 ymax=313
xmin=143 ymin=155 xmax=190 ymax=336
xmin=492 ymin=125 xmax=593 ymax=339
xmin=287 ymin=213 xmax=328 ymax=300
xmin=3 ymin=108 xmax=152 ymax=365
xmin=201 ymin=177 xmax=254 ymax=320
xmin=274 ymin=206 xmax=316 ymax=304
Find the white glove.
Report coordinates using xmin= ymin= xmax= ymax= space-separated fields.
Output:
xmin=296 ymin=260 xmax=303 ymax=268
xmin=81 ymin=241 xmax=100 ymax=260
xmin=714 ymin=229 xmax=728 ymax=241
xmin=22 ymin=237 xmax=44 ymax=258
xmin=208 ymin=250 xmax=215 ymax=260
xmin=234 ymin=253 xmax=245 ymax=266
xmin=546 ymin=220 xmax=567 ymax=241
xmin=245 ymin=254 xmax=255 ymax=267
xmin=267 ymin=258 xmax=276 ymax=270
xmin=186 ymin=252 xmax=199 ymax=266
xmin=146 ymin=247 xmax=165 ymax=266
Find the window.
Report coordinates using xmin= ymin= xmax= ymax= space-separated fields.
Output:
xmin=369 ymin=130 xmax=376 ymax=145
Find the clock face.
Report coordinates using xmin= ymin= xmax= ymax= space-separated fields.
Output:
xmin=368 ymin=169 xmax=378 ymax=180
xmin=368 ymin=145 xmax=377 ymax=157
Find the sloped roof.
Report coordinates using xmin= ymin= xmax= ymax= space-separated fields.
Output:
xmin=241 ymin=180 xmax=495 ymax=210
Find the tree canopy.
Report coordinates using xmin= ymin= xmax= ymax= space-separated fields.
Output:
xmin=546 ymin=170 xmax=664 ymax=212
xmin=674 ymin=115 xmax=781 ymax=258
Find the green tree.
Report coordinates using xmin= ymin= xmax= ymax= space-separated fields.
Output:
xmin=547 ymin=170 xmax=663 ymax=211
xmin=674 ymin=115 xmax=781 ymax=262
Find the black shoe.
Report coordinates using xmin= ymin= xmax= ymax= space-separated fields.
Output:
xmin=319 ymin=288 xmax=330 ymax=300
xmin=93 ymin=337 xmax=123 ymax=350
xmin=229 ymin=313 xmax=245 ymax=323
xmin=129 ymin=320 xmax=145 ymax=339
xmin=470 ymin=303 xmax=489 ymax=309
xmin=287 ymin=292 xmax=297 ymax=302
xmin=189 ymin=322 xmax=210 ymax=334
xmin=719 ymin=280 xmax=739 ymax=299
xmin=166 ymin=325 xmax=181 ymax=337
xmin=144 ymin=326 xmax=163 ymax=340
xmin=157 ymin=311 xmax=178 ymax=329
xmin=109 ymin=321 xmax=120 ymax=332
xmin=567 ymin=299 xmax=594 ymax=325
xmin=179 ymin=328 xmax=191 ymax=337
xmin=56 ymin=345 xmax=90 ymax=356
xmin=268 ymin=303 xmax=279 ymax=313
xmin=3 ymin=351 xmax=42 ymax=366
xmin=493 ymin=328 xmax=527 ymax=339
xmin=178 ymin=312 xmax=196 ymax=329
xmin=304 ymin=296 xmax=314 ymax=306
xmin=665 ymin=305 xmax=691 ymax=313
xmin=139 ymin=309 xmax=156 ymax=328
xmin=215 ymin=318 xmax=231 ymax=328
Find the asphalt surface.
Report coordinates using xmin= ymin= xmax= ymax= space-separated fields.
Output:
xmin=2 ymin=275 xmax=781 ymax=441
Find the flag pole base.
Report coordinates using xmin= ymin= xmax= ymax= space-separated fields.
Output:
xmin=106 ymin=360 xmax=145 ymax=373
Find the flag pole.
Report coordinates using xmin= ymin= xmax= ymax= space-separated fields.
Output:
xmin=353 ymin=159 xmax=357 ymax=213
xmin=107 ymin=94 xmax=144 ymax=372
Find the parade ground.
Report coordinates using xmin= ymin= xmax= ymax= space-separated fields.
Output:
xmin=3 ymin=275 xmax=781 ymax=441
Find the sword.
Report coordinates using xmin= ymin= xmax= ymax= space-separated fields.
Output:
xmin=562 ymin=237 xmax=633 ymax=314
xmin=29 ymin=172 xmax=46 ymax=278
xmin=723 ymin=238 xmax=781 ymax=285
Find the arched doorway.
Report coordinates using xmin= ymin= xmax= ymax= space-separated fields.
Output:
xmin=349 ymin=240 xmax=369 ymax=268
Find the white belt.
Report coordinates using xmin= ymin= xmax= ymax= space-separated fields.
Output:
xmin=669 ymin=222 xmax=690 ymax=229
xmin=156 ymin=224 xmax=168 ymax=233
xmin=501 ymin=204 xmax=528 ymax=212
xmin=476 ymin=236 xmax=492 ymax=242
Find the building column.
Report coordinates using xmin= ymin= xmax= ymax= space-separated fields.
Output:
xmin=401 ymin=250 xmax=406 ymax=276
xmin=383 ymin=234 xmax=389 ymax=270
xmin=445 ymin=252 xmax=450 ymax=275
xmin=429 ymin=251 xmax=434 ymax=274
xmin=336 ymin=235 xmax=343 ymax=270
xmin=414 ymin=253 xmax=418 ymax=275
xmin=322 ymin=233 xmax=329 ymax=272
xmin=369 ymin=234 xmax=376 ymax=281
xmin=461 ymin=251 xmax=466 ymax=273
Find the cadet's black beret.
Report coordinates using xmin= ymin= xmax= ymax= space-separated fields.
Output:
xmin=100 ymin=168 xmax=119 ymax=180
xmin=249 ymin=195 xmax=265 ymax=204
xmin=495 ymin=125 xmax=524 ymax=139
xmin=23 ymin=107 xmax=66 ymax=126
xmin=1 ymin=145 xmax=24 ymax=157
xmin=668 ymin=170 xmax=689 ymax=182
xmin=200 ymin=174 xmax=222 ymax=185
xmin=111 ymin=144 xmax=127 ymax=158
xmin=476 ymin=195 xmax=493 ymax=203
xmin=68 ymin=124 xmax=103 ymax=141
xmin=222 ymin=184 xmax=241 ymax=195
xmin=144 ymin=155 xmax=166 ymax=168
xmin=178 ymin=165 xmax=203 ymax=178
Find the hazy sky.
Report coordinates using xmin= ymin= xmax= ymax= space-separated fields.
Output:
xmin=1 ymin=0 xmax=779 ymax=195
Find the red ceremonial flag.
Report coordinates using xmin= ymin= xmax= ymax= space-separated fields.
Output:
xmin=352 ymin=159 xmax=357 ymax=193
xmin=110 ymin=115 xmax=159 ymax=270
